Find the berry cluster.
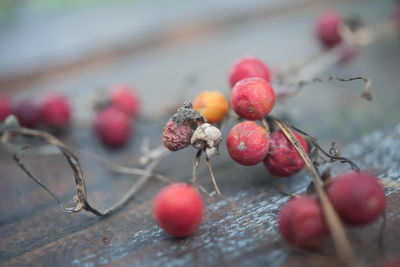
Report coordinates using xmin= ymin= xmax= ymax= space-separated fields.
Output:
xmin=93 ymin=84 xmax=140 ymax=148
xmin=0 ymin=93 xmax=71 ymax=131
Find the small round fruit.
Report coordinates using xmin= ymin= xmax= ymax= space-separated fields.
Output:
xmin=94 ymin=107 xmax=132 ymax=148
xmin=316 ymin=11 xmax=342 ymax=48
xmin=110 ymin=84 xmax=140 ymax=117
xmin=231 ymin=77 xmax=275 ymax=120
xmin=12 ymin=99 xmax=40 ymax=128
xmin=193 ymin=91 xmax=229 ymax=123
xmin=162 ymin=119 xmax=192 ymax=151
xmin=226 ymin=121 xmax=269 ymax=166
xmin=0 ymin=95 xmax=11 ymax=122
xmin=153 ymin=183 xmax=204 ymax=238
xmin=229 ymin=56 xmax=271 ymax=88
xmin=327 ymin=171 xmax=386 ymax=226
xmin=263 ymin=130 xmax=308 ymax=177
xmin=40 ymin=94 xmax=71 ymax=129
xmin=279 ymin=195 xmax=329 ymax=248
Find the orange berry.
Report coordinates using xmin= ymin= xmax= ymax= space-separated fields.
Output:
xmin=193 ymin=91 xmax=229 ymax=123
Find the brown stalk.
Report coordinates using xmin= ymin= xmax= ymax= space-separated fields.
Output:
xmin=270 ymin=116 xmax=361 ymax=267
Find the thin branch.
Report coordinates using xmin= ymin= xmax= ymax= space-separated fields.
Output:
xmin=270 ymin=116 xmax=360 ymax=267
xmin=191 ymin=149 xmax=202 ymax=185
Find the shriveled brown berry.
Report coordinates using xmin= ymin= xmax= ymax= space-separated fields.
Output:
xmin=162 ymin=119 xmax=192 ymax=151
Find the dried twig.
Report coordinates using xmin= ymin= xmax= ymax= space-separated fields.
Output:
xmin=1 ymin=115 xmax=167 ymax=216
xmin=270 ymin=116 xmax=360 ymax=267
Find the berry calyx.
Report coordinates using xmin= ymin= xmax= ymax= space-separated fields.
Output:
xmin=316 ymin=11 xmax=342 ymax=48
xmin=110 ymin=84 xmax=140 ymax=117
xmin=153 ymin=183 xmax=204 ymax=238
xmin=327 ymin=171 xmax=386 ymax=226
xmin=12 ymin=99 xmax=40 ymax=128
xmin=226 ymin=121 xmax=269 ymax=166
xmin=162 ymin=119 xmax=192 ymax=151
xmin=231 ymin=77 xmax=275 ymax=120
xmin=40 ymin=94 xmax=71 ymax=129
xmin=193 ymin=91 xmax=229 ymax=123
xmin=279 ymin=195 xmax=329 ymax=248
xmin=263 ymin=130 xmax=308 ymax=177
xmin=229 ymin=56 xmax=271 ymax=88
xmin=93 ymin=107 xmax=132 ymax=148
xmin=0 ymin=95 xmax=11 ymax=122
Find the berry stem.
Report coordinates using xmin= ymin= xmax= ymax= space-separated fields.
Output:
xmin=191 ymin=149 xmax=203 ymax=185
xmin=270 ymin=116 xmax=360 ymax=267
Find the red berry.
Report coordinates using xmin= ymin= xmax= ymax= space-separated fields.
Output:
xmin=110 ymin=84 xmax=140 ymax=117
xmin=229 ymin=56 xmax=271 ymax=88
xmin=263 ymin=130 xmax=308 ymax=177
xmin=394 ymin=5 xmax=400 ymax=32
xmin=316 ymin=11 xmax=342 ymax=48
xmin=0 ymin=95 xmax=11 ymax=122
xmin=231 ymin=77 xmax=275 ymax=120
xmin=162 ymin=119 xmax=192 ymax=151
xmin=94 ymin=107 xmax=132 ymax=148
xmin=226 ymin=121 xmax=269 ymax=166
xmin=279 ymin=195 xmax=329 ymax=248
xmin=12 ymin=99 xmax=40 ymax=128
xmin=327 ymin=171 xmax=386 ymax=226
xmin=153 ymin=183 xmax=204 ymax=237
xmin=40 ymin=94 xmax=71 ymax=129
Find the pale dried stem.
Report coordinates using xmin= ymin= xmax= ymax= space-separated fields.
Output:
xmin=271 ymin=116 xmax=360 ymax=267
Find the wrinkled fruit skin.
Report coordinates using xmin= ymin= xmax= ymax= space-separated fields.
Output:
xmin=263 ymin=130 xmax=308 ymax=177
xmin=231 ymin=77 xmax=275 ymax=120
xmin=153 ymin=183 xmax=204 ymax=238
xmin=12 ymin=99 xmax=40 ymax=128
xmin=162 ymin=119 xmax=192 ymax=151
xmin=110 ymin=84 xmax=140 ymax=117
xmin=0 ymin=95 xmax=11 ymax=122
xmin=229 ymin=56 xmax=271 ymax=88
xmin=40 ymin=94 xmax=71 ymax=129
xmin=316 ymin=11 xmax=342 ymax=48
xmin=94 ymin=107 xmax=132 ymax=148
xmin=193 ymin=91 xmax=229 ymax=123
xmin=279 ymin=195 xmax=329 ymax=248
xmin=226 ymin=121 xmax=269 ymax=166
xmin=327 ymin=171 xmax=386 ymax=226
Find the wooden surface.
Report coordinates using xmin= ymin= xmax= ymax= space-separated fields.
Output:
xmin=1 ymin=0 xmax=400 ymax=266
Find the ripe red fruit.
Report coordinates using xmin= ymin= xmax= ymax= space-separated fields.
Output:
xmin=226 ymin=121 xmax=269 ymax=166
xmin=279 ymin=195 xmax=329 ymax=248
xmin=229 ymin=56 xmax=271 ymax=88
xmin=263 ymin=130 xmax=308 ymax=177
xmin=162 ymin=119 xmax=192 ymax=151
xmin=316 ymin=11 xmax=342 ymax=48
xmin=153 ymin=183 xmax=204 ymax=238
xmin=12 ymin=99 xmax=40 ymax=128
xmin=110 ymin=84 xmax=140 ymax=117
xmin=93 ymin=107 xmax=132 ymax=148
xmin=40 ymin=94 xmax=71 ymax=129
xmin=0 ymin=95 xmax=11 ymax=122
xmin=231 ymin=77 xmax=275 ymax=120
xmin=327 ymin=171 xmax=386 ymax=226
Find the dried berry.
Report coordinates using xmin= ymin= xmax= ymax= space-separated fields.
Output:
xmin=0 ymin=95 xmax=11 ymax=122
xmin=316 ymin=11 xmax=342 ymax=48
xmin=193 ymin=91 xmax=229 ymax=123
xmin=191 ymin=123 xmax=222 ymax=158
xmin=226 ymin=121 xmax=269 ymax=166
xmin=263 ymin=130 xmax=308 ymax=177
xmin=110 ymin=84 xmax=140 ymax=117
xmin=162 ymin=119 xmax=192 ymax=151
xmin=12 ymin=99 xmax=40 ymax=128
xmin=229 ymin=56 xmax=271 ymax=88
xmin=40 ymin=94 xmax=71 ymax=129
xmin=327 ymin=171 xmax=386 ymax=226
xmin=153 ymin=183 xmax=204 ymax=237
xmin=279 ymin=195 xmax=329 ymax=248
xmin=231 ymin=77 xmax=275 ymax=120
xmin=93 ymin=107 xmax=132 ymax=148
